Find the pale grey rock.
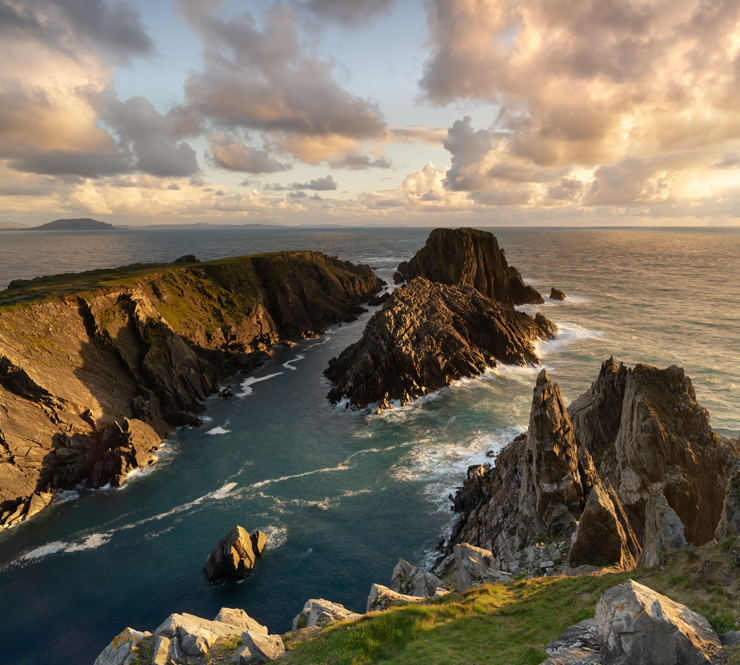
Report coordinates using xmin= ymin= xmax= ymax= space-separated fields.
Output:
xmin=151 ymin=635 xmax=172 ymax=665
xmin=93 ymin=627 xmax=152 ymax=665
xmin=391 ymin=558 xmax=447 ymax=597
xmin=721 ymin=630 xmax=740 ymax=647
xmin=154 ymin=612 xmax=244 ymax=641
xmin=366 ymin=584 xmax=425 ymax=613
xmin=292 ymin=599 xmax=361 ymax=631
xmin=637 ymin=490 xmax=688 ymax=568
xmin=454 ymin=543 xmax=495 ymax=592
xmin=595 ymin=580 xmax=722 ymax=665
xmin=546 ymin=619 xmax=599 ymax=656
xmin=539 ymin=647 xmax=601 ymax=665
xmin=433 ymin=553 xmax=455 ymax=577
xmin=214 ymin=608 xmax=268 ymax=635
xmin=232 ymin=631 xmax=285 ymax=664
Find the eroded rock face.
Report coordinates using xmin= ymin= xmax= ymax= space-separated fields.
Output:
xmin=291 ymin=599 xmax=361 ymax=632
xmin=203 ymin=527 xmax=268 ymax=581
xmin=715 ymin=456 xmax=740 ymax=540
xmin=325 ymin=278 xmax=555 ymax=408
xmin=637 ymin=490 xmax=688 ymax=568
xmin=0 ymin=251 xmax=382 ymax=528
xmin=402 ymin=228 xmax=544 ymax=305
xmin=366 ymin=584 xmax=426 ymax=612
xmin=390 ymin=558 xmax=447 ymax=597
xmin=595 ymin=580 xmax=722 ymax=665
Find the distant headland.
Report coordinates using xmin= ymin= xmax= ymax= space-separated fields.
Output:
xmin=30 ymin=218 xmax=119 ymax=231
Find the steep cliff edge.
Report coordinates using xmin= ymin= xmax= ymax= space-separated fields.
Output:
xmin=0 ymin=252 xmax=382 ymax=529
xmin=396 ymin=227 xmax=544 ymax=305
xmin=445 ymin=359 xmax=736 ymax=574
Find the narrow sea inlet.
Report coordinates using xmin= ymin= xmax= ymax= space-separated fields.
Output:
xmin=0 ymin=227 xmax=738 ymax=665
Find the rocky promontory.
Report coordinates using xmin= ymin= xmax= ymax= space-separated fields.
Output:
xmin=445 ymin=359 xmax=738 ymax=576
xmin=326 ymin=228 xmax=556 ymax=409
xmin=0 ymin=251 xmax=382 ymax=529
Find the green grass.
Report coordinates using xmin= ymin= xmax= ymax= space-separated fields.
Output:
xmin=281 ymin=540 xmax=740 ymax=665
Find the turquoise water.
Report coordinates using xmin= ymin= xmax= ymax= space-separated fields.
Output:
xmin=0 ymin=227 xmax=738 ymax=664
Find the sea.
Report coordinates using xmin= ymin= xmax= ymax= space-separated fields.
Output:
xmin=0 ymin=226 xmax=738 ymax=665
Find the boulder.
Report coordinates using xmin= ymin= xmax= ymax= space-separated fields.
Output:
xmin=517 ymin=370 xmax=585 ymax=548
xmin=203 ymin=526 xmax=267 ymax=581
xmin=569 ymin=479 xmax=640 ymax=570
xmin=595 ymin=580 xmax=722 ymax=665
xmin=93 ymin=627 xmax=152 ymax=665
xmin=401 ymin=227 xmax=544 ymax=306
xmin=366 ymin=584 xmax=426 ymax=613
xmin=325 ymin=278 xmax=553 ymax=409
xmin=539 ymin=647 xmax=601 ymax=664
xmin=151 ymin=635 xmax=171 ymax=665
xmin=291 ymin=599 xmax=361 ymax=631
xmin=721 ymin=631 xmax=740 ymax=647
xmin=637 ymin=490 xmax=688 ymax=568
xmin=233 ymin=632 xmax=285 ymax=664
xmin=714 ymin=456 xmax=740 ymax=540
xmin=545 ymin=618 xmax=599 ymax=656
xmin=454 ymin=543 xmax=495 ymax=592
xmin=214 ymin=608 xmax=268 ymax=635
xmin=391 ymin=558 xmax=448 ymax=597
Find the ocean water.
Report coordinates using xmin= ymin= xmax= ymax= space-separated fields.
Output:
xmin=0 ymin=227 xmax=738 ymax=664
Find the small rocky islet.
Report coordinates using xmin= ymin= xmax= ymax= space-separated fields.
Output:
xmin=1 ymin=228 xmax=739 ymax=664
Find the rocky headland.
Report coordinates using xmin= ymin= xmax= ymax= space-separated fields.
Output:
xmin=445 ymin=358 xmax=739 ymax=577
xmin=0 ymin=251 xmax=382 ymax=529
xmin=325 ymin=228 xmax=557 ymax=409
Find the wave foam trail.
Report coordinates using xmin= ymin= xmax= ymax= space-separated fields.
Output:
xmin=237 ymin=372 xmax=284 ymax=397
xmin=282 ymin=354 xmax=306 ymax=370
xmin=206 ymin=426 xmax=231 ymax=435
xmin=538 ymin=322 xmax=603 ymax=357
xmin=261 ymin=525 xmax=288 ymax=549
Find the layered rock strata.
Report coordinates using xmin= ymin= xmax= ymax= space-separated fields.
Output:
xmin=0 ymin=252 xmax=382 ymax=528
xmin=444 ymin=359 xmax=736 ymax=575
xmin=325 ymin=278 xmax=556 ymax=408
xmin=396 ymin=227 xmax=544 ymax=306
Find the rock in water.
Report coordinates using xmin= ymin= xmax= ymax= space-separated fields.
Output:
xmin=203 ymin=526 xmax=267 ymax=581
xmin=595 ymin=580 xmax=722 ymax=664
xmin=403 ymin=227 xmax=544 ymax=305
xmin=637 ymin=490 xmax=688 ymax=567
xmin=325 ymin=278 xmax=554 ymax=408
xmin=550 ymin=287 xmax=566 ymax=300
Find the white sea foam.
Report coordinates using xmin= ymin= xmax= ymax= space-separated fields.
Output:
xmin=282 ymin=354 xmax=306 ymax=371
xmin=537 ymin=321 xmax=603 ymax=357
xmin=237 ymin=372 xmax=284 ymax=397
xmin=261 ymin=525 xmax=288 ymax=549
xmin=22 ymin=541 xmax=69 ymax=560
xmin=64 ymin=533 xmax=111 ymax=552
xmin=206 ymin=426 xmax=231 ymax=435
xmin=307 ymin=336 xmax=332 ymax=348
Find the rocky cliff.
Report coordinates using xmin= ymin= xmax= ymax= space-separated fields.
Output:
xmin=445 ymin=359 xmax=737 ymax=575
xmin=395 ymin=227 xmax=544 ymax=306
xmin=0 ymin=252 xmax=382 ymax=529
xmin=324 ymin=278 xmax=555 ymax=409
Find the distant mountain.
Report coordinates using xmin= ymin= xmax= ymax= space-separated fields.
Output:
xmin=32 ymin=218 xmax=117 ymax=231
xmin=0 ymin=220 xmax=27 ymax=229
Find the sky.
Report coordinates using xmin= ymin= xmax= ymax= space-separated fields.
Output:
xmin=1 ymin=0 xmax=740 ymax=227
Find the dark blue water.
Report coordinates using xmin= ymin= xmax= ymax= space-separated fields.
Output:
xmin=0 ymin=227 xmax=738 ymax=664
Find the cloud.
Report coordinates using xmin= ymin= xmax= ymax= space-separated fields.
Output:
xmin=294 ymin=0 xmax=395 ymax=26
xmin=417 ymin=0 xmax=740 ymax=210
xmin=208 ymin=135 xmax=292 ymax=173
xmin=328 ymin=154 xmax=392 ymax=170
xmin=294 ymin=175 xmax=337 ymax=190
xmin=392 ymin=126 xmax=447 ymax=145
xmin=172 ymin=2 xmax=389 ymax=166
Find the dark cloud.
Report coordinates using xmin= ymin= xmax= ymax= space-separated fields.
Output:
xmin=168 ymin=183 xmax=181 ymax=190
xmin=208 ymin=135 xmax=292 ymax=174
xmin=295 ymin=0 xmax=395 ymax=27
xmin=288 ymin=190 xmax=307 ymax=198
xmin=443 ymin=117 xmax=496 ymax=191
xmin=328 ymin=154 xmax=392 ymax=170
xmin=294 ymin=175 xmax=337 ymax=191
xmin=8 ymin=150 xmax=130 ymax=178
xmin=0 ymin=0 xmax=154 ymax=65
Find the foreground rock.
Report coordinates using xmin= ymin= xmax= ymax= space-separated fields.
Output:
xmin=292 ymin=599 xmax=361 ymax=631
xmin=325 ymin=278 xmax=556 ymax=408
xmin=391 ymin=558 xmax=448 ymax=597
xmin=203 ymin=527 xmax=268 ymax=581
xmin=397 ymin=227 xmax=544 ymax=305
xmin=595 ymin=580 xmax=723 ymax=664
xmin=366 ymin=584 xmax=427 ymax=612
xmin=443 ymin=359 xmax=736 ymax=576
xmin=94 ymin=607 xmax=283 ymax=665
xmin=0 ymin=251 xmax=382 ymax=529
xmin=715 ymin=456 xmax=740 ymax=539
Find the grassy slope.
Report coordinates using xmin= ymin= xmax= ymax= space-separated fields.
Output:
xmin=282 ymin=539 xmax=740 ymax=665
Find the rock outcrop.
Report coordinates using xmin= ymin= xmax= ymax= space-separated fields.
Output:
xmin=399 ymin=227 xmax=544 ymax=305
xmin=366 ymin=584 xmax=427 ymax=612
xmin=291 ymin=599 xmax=361 ymax=631
xmin=0 ymin=251 xmax=382 ymax=529
xmin=443 ymin=360 xmax=736 ymax=576
xmin=203 ymin=526 xmax=268 ymax=581
xmin=550 ymin=287 xmax=566 ymax=301
xmin=94 ymin=607 xmax=284 ymax=665
xmin=390 ymin=558 xmax=448 ymax=597
xmin=325 ymin=278 xmax=556 ymax=408
xmin=595 ymin=580 xmax=723 ymax=664
xmin=715 ymin=456 xmax=740 ymax=540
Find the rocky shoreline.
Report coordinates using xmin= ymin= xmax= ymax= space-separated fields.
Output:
xmin=0 ymin=251 xmax=383 ymax=530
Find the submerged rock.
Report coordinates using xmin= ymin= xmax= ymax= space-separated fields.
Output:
xmin=325 ymin=278 xmax=554 ymax=409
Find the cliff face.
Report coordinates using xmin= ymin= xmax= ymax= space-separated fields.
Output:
xmin=324 ymin=278 xmax=554 ymax=409
xmin=0 ymin=252 xmax=382 ymax=529
xmin=400 ymin=228 xmax=544 ymax=306
xmin=446 ymin=359 xmax=736 ymax=574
